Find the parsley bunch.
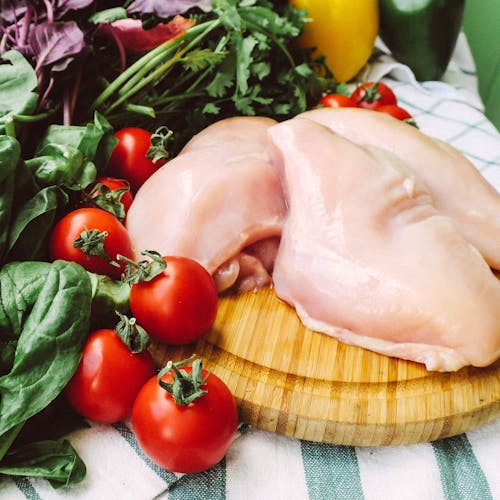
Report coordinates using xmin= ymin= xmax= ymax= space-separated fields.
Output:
xmin=91 ymin=0 xmax=334 ymax=150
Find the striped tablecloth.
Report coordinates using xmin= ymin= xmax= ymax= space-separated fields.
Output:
xmin=2 ymin=34 xmax=499 ymax=500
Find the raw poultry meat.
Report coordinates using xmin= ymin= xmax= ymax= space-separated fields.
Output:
xmin=268 ymin=117 xmax=500 ymax=371
xmin=299 ymin=107 xmax=500 ymax=270
xmin=126 ymin=117 xmax=285 ymax=292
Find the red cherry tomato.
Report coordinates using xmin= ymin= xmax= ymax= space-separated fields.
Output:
xmin=129 ymin=256 xmax=218 ymax=345
xmin=318 ymin=93 xmax=355 ymax=108
xmin=49 ymin=207 xmax=134 ymax=280
xmin=65 ymin=329 xmax=156 ymax=423
xmin=107 ymin=128 xmax=166 ymax=193
xmin=85 ymin=177 xmax=133 ymax=214
xmin=375 ymin=104 xmax=415 ymax=123
xmin=351 ymin=81 xmax=397 ymax=110
xmin=131 ymin=364 xmax=238 ymax=473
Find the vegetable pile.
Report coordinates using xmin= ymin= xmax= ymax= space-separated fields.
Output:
xmin=1 ymin=0 xmax=334 ymax=152
xmin=0 ymin=0 xmax=412 ymax=491
xmin=317 ymin=80 xmax=416 ymax=126
xmin=0 ymin=0 xmax=332 ymax=487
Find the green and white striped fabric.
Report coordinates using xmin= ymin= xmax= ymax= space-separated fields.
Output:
xmin=3 ymin=419 xmax=499 ymax=499
xmin=1 ymin=34 xmax=498 ymax=500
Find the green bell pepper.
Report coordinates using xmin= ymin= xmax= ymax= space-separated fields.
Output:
xmin=378 ymin=0 xmax=466 ymax=81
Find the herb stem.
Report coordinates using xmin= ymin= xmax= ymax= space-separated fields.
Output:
xmin=104 ymin=20 xmax=221 ymax=115
xmin=117 ymin=46 xmax=178 ymax=97
xmin=91 ymin=20 xmax=217 ymax=112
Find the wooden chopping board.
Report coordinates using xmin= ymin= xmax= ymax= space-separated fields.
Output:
xmin=150 ymin=285 xmax=500 ymax=447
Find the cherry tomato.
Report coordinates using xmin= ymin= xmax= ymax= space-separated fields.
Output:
xmin=65 ymin=329 xmax=156 ymax=423
xmin=129 ymin=256 xmax=218 ymax=345
xmin=85 ymin=177 xmax=133 ymax=214
xmin=131 ymin=364 xmax=238 ymax=473
xmin=375 ymin=104 xmax=415 ymax=123
xmin=49 ymin=207 xmax=134 ymax=280
xmin=351 ymin=81 xmax=397 ymax=110
xmin=107 ymin=128 xmax=166 ymax=193
xmin=318 ymin=93 xmax=355 ymax=108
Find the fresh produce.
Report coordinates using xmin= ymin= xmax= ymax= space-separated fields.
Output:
xmin=378 ymin=0 xmax=466 ymax=81
xmin=132 ymin=358 xmax=238 ymax=473
xmin=0 ymin=260 xmax=125 ymax=487
xmin=83 ymin=177 xmax=134 ymax=221
xmin=0 ymin=111 xmax=117 ymax=267
xmin=376 ymin=104 xmax=415 ymax=124
xmin=49 ymin=207 xmax=134 ymax=279
xmin=350 ymin=81 xmax=398 ymax=109
xmin=318 ymin=93 xmax=355 ymax=108
xmin=289 ymin=0 xmax=379 ymax=82
xmin=89 ymin=1 xmax=334 ymax=151
xmin=317 ymin=80 xmax=415 ymax=124
xmin=123 ymin=252 xmax=219 ymax=345
xmin=106 ymin=127 xmax=170 ymax=193
xmin=65 ymin=319 xmax=155 ymax=424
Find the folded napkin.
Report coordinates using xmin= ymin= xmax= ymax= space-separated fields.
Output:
xmin=2 ymin=33 xmax=499 ymax=500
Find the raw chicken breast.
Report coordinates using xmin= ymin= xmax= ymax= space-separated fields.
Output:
xmin=269 ymin=118 xmax=500 ymax=371
xmin=299 ymin=107 xmax=500 ymax=270
xmin=126 ymin=117 xmax=285 ymax=292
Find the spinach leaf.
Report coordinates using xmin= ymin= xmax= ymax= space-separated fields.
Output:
xmin=25 ymin=143 xmax=96 ymax=191
xmin=0 ymin=260 xmax=91 ymax=436
xmin=0 ymin=51 xmax=38 ymax=133
xmin=88 ymin=272 xmax=131 ymax=330
xmin=36 ymin=112 xmax=118 ymax=176
xmin=0 ymin=439 xmax=86 ymax=488
xmin=6 ymin=185 xmax=68 ymax=263
xmin=0 ymin=135 xmax=20 ymax=260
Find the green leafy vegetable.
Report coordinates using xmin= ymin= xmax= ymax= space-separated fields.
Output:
xmin=0 ymin=136 xmax=21 ymax=261
xmin=0 ymin=259 xmax=130 ymax=486
xmin=0 ymin=260 xmax=92 ymax=436
xmin=0 ymin=113 xmax=117 ymax=266
xmin=0 ymin=51 xmax=39 ymax=134
xmin=0 ymin=440 xmax=86 ymax=489
xmin=91 ymin=0 xmax=333 ymax=151
xmin=26 ymin=144 xmax=97 ymax=191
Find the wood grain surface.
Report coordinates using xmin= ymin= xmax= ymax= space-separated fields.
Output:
xmin=150 ymin=286 xmax=500 ymax=446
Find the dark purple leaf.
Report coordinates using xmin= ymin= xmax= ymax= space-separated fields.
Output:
xmin=127 ymin=0 xmax=212 ymax=18
xmin=29 ymin=21 xmax=85 ymax=71
xmin=55 ymin=0 xmax=94 ymax=18
xmin=0 ymin=2 xmax=27 ymax=23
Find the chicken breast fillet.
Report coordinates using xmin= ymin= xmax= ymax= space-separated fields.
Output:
xmin=299 ymin=107 xmax=500 ymax=270
xmin=269 ymin=118 xmax=500 ymax=371
xmin=126 ymin=117 xmax=285 ymax=292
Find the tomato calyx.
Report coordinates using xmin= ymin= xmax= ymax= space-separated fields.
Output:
xmin=84 ymin=182 xmax=130 ymax=222
xmin=119 ymin=250 xmax=166 ymax=284
xmin=146 ymin=126 xmax=174 ymax=164
xmin=355 ymin=82 xmax=381 ymax=104
xmin=115 ymin=311 xmax=150 ymax=354
xmin=73 ymin=228 xmax=120 ymax=267
xmin=158 ymin=357 xmax=208 ymax=406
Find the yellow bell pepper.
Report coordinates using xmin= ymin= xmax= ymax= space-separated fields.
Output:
xmin=290 ymin=0 xmax=379 ymax=82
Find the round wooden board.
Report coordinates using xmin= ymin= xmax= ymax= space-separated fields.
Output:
xmin=150 ymin=286 xmax=500 ymax=446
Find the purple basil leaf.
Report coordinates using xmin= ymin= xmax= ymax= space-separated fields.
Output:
xmin=29 ymin=21 xmax=85 ymax=70
xmin=55 ymin=0 xmax=95 ymax=18
xmin=127 ymin=0 xmax=212 ymax=18
xmin=0 ymin=3 xmax=27 ymax=23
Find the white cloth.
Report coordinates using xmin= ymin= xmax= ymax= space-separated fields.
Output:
xmin=2 ymin=33 xmax=499 ymax=500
